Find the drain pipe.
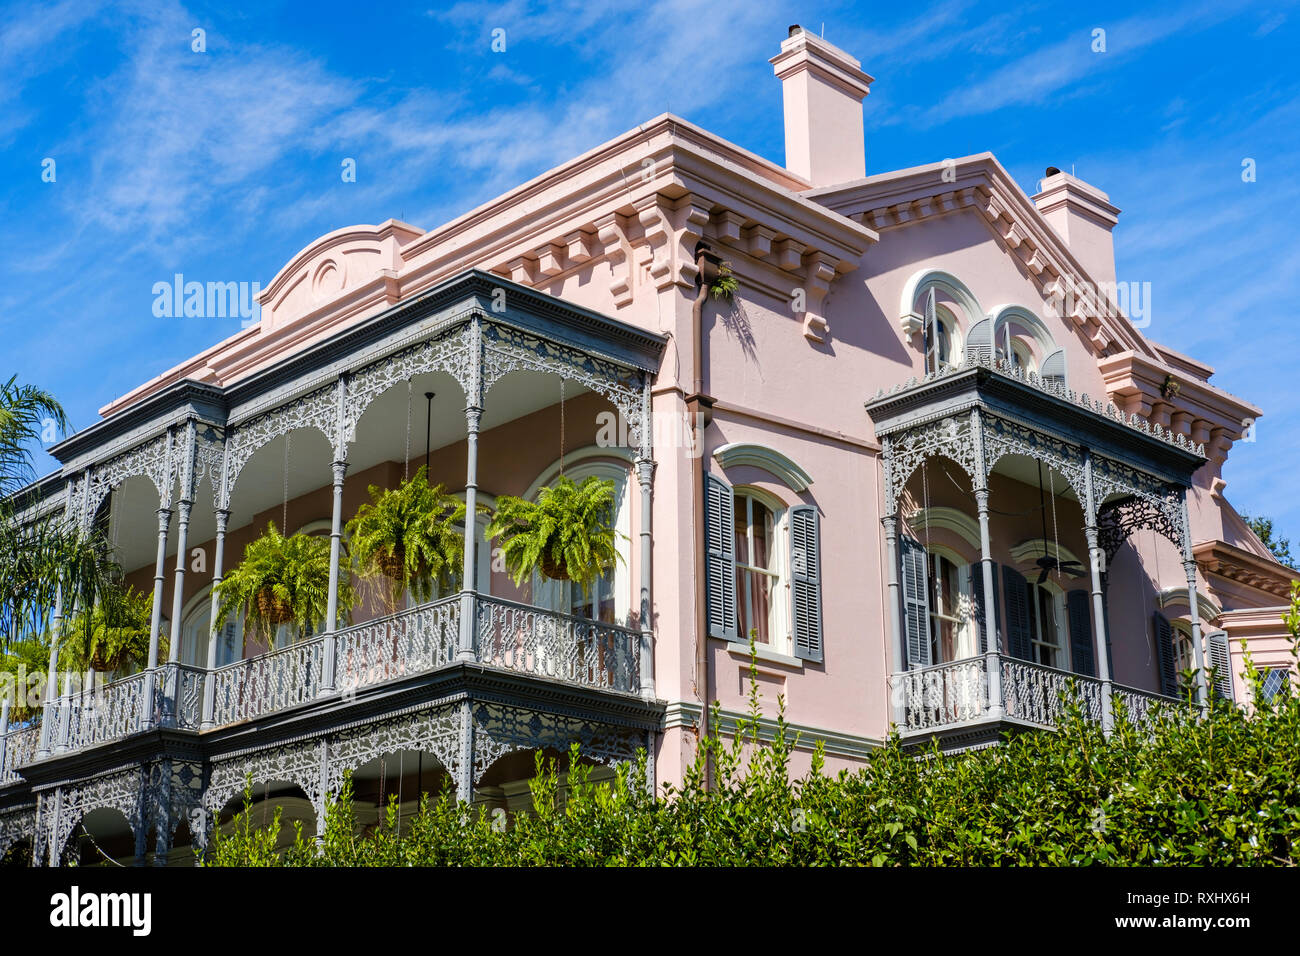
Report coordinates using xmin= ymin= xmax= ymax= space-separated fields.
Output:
xmin=688 ymin=243 xmax=721 ymax=789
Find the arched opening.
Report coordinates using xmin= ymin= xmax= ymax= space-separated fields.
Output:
xmin=66 ymin=807 xmax=135 ymax=867
xmin=0 ymin=838 xmax=32 ymax=868
xmin=342 ymin=748 xmax=454 ymax=836
xmin=216 ymin=780 xmax=317 ymax=851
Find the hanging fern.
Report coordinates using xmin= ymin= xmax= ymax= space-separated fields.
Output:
xmin=345 ymin=466 xmax=466 ymax=611
xmin=213 ymin=523 xmax=353 ymax=645
xmin=58 ymin=583 xmax=160 ymax=673
xmin=485 ymin=475 xmax=622 ymax=595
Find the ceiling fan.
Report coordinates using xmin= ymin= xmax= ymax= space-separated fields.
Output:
xmin=1034 ymin=460 xmax=1084 ymax=584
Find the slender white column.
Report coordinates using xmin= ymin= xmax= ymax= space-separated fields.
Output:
xmin=970 ymin=412 xmax=1003 ymax=720
xmin=201 ymin=508 xmax=229 ymax=730
xmin=1180 ymin=495 xmax=1209 ymax=710
xmin=1086 ymin=527 xmax=1114 ymax=733
xmin=974 ymin=488 xmax=1004 ymax=720
xmin=167 ymin=499 xmax=192 ymax=663
xmin=458 ymin=405 xmax=482 ymax=662
xmin=146 ymin=508 xmax=173 ymax=670
xmin=142 ymin=507 xmax=172 ymax=732
xmin=322 ymin=460 xmax=347 ymax=692
xmin=882 ymin=512 xmax=906 ymax=728
xmin=636 ymin=456 xmax=655 ymax=699
xmin=0 ymin=700 xmax=10 ymax=780
xmin=1083 ymin=453 xmax=1113 ymax=733
xmin=37 ymin=585 xmax=63 ymax=758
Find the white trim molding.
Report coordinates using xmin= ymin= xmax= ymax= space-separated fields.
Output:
xmin=712 ymin=442 xmax=813 ymax=492
xmin=662 ymin=700 xmax=880 ymax=760
xmin=907 ymin=505 xmax=981 ymax=550
xmin=1157 ymin=586 xmax=1223 ymax=624
xmin=898 ymin=268 xmax=983 ymax=336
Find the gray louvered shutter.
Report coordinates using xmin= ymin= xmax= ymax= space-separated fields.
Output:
xmin=789 ymin=505 xmax=823 ymax=662
xmin=900 ymin=536 xmax=931 ymax=669
xmin=1153 ymin=612 xmax=1178 ymax=697
xmin=1066 ymin=589 xmax=1095 ymax=677
xmin=1001 ymin=565 xmax=1033 ymax=660
xmin=970 ymin=561 xmax=999 ymax=655
xmin=704 ymin=473 xmax=737 ymax=640
xmin=966 ymin=317 xmax=995 ymax=364
xmin=1206 ymin=631 xmax=1234 ymax=702
xmin=1041 ymin=347 xmax=1067 ymax=387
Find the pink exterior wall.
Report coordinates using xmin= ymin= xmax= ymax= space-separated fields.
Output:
xmin=97 ymin=31 xmax=1295 ymax=789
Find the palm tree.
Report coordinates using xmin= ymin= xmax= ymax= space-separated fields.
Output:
xmin=0 ymin=375 xmax=67 ymax=499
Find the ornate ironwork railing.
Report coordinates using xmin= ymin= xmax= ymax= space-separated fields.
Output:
xmin=2 ymin=594 xmax=645 ymax=771
xmin=209 ymin=637 xmax=325 ymax=727
xmin=900 ymin=658 xmax=990 ymax=731
xmin=334 ymin=597 xmax=460 ymax=694
xmin=0 ymin=725 xmax=40 ymax=786
xmin=61 ymin=672 xmax=149 ymax=752
xmin=476 ymin=596 xmax=641 ymax=694
xmin=1001 ymin=658 xmax=1104 ymax=726
xmin=1112 ymin=683 xmax=1179 ymax=724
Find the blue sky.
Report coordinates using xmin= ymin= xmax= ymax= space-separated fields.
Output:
xmin=3 ymin=0 xmax=1298 ymax=536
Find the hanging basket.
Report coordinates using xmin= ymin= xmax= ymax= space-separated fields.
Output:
xmin=377 ymin=547 xmax=406 ymax=580
xmin=90 ymin=646 xmax=116 ymax=673
xmin=539 ymin=552 xmax=572 ymax=582
xmin=255 ymin=589 xmax=294 ymax=626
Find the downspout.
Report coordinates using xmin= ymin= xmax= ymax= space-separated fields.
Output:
xmin=688 ymin=243 xmax=721 ymax=789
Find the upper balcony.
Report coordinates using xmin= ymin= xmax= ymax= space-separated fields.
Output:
xmin=2 ymin=271 xmax=667 ymax=791
xmin=866 ymin=353 xmax=1212 ymax=749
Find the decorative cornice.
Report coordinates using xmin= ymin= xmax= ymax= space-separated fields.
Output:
xmin=806 ymin=153 xmax=1157 ymax=362
xmin=868 ymin=351 xmax=1208 ymax=459
xmin=1194 ymin=539 xmax=1298 ymax=600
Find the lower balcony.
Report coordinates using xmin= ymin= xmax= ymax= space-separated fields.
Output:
xmin=4 ymin=593 xmax=645 ymax=771
xmin=896 ymin=655 xmax=1183 ymax=751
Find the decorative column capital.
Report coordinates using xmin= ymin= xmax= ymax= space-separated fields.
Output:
xmin=214 ymin=508 xmax=230 ymax=533
xmin=156 ymin=508 xmax=173 ymax=532
xmin=465 ymin=406 xmax=482 ymax=433
xmin=330 ymin=460 xmax=348 ymax=485
xmin=635 ymin=457 xmax=655 ymax=486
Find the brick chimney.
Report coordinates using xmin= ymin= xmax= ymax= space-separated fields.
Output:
xmin=770 ymin=25 xmax=873 ymax=187
xmin=1032 ymin=168 xmax=1121 ymax=287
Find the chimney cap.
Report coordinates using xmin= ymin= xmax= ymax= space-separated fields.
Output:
xmin=788 ymin=24 xmax=803 ymax=36
xmin=1045 ymin=165 xmax=1062 ymax=177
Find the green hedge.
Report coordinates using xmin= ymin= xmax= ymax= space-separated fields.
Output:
xmin=207 ymin=598 xmax=1300 ymax=867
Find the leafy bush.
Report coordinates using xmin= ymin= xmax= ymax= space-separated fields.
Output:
xmin=206 ymin=597 xmax=1300 ymax=867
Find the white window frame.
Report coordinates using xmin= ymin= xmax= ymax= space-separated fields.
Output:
xmin=1027 ymin=579 xmax=1068 ymax=670
xmin=732 ymin=487 xmax=791 ymax=656
xmin=922 ymin=545 xmax=978 ymax=663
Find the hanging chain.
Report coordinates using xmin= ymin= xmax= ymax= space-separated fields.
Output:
xmin=1048 ymin=468 xmax=1060 ymax=582
xmin=559 ymin=377 xmax=566 ymax=477
xmin=282 ymin=432 xmax=291 ymax=534
xmin=404 ymin=378 xmax=413 ymax=481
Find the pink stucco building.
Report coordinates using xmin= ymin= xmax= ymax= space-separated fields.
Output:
xmin=1 ymin=26 xmax=1295 ymax=865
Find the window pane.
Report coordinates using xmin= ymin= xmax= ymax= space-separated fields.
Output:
xmin=734 ymin=495 xmax=750 ymax=566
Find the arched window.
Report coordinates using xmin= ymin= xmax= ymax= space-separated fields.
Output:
xmin=179 ymin=586 xmax=242 ymax=669
xmin=732 ymin=488 xmax=791 ymax=654
xmin=923 ymin=303 xmax=963 ymax=371
xmin=527 ymin=457 xmax=632 ymax=625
